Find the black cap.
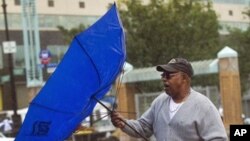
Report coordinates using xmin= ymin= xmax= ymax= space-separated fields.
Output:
xmin=156 ymin=58 xmax=194 ymax=77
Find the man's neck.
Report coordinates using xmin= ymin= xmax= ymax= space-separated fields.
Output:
xmin=172 ymin=88 xmax=190 ymax=103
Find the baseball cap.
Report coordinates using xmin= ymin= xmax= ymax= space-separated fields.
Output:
xmin=156 ymin=58 xmax=194 ymax=77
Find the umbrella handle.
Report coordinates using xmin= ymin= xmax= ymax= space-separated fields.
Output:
xmin=92 ymin=96 xmax=149 ymax=141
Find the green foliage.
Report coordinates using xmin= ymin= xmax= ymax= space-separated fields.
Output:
xmin=57 ymin=1 xmax=222 ymax=92
xmin=119 ymin=0 xmax=220 ymax=68
xmin=218 ymin=6 xmax=250 ymax=93
xmin=57 ymin=24 xmax=86 ymax=44
xmin=220 ymin=27 xmax=250 ymax=93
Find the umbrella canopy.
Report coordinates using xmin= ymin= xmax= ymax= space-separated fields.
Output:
xmin=15 ymin=3 xmax=126 ymax=141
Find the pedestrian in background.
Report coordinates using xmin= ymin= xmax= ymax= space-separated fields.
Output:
xmin=111 ymin=58 xmax=228 ymax=141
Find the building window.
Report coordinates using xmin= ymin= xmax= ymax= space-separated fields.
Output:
xmin=107 ymin=3 xmax=113 ymax=9
xmin=14 ymin=0 xmax=20 ymax=6
xmin=79 ymin=1 xmax=85 ymax=8
xmin=48 ymin=0 xmax=54 ymax=7
xmin=229 ymin=10 xmax=233 ymax=16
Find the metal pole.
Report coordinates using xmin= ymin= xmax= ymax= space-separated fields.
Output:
xmin=2 ymin=0 xmax=21 ymax=135
xmin=2 ymin=0 xmax=18 ymax=115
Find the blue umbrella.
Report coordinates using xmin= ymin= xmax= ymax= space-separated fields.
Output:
xmin=15 ymin=3 xmax=126 ymax=141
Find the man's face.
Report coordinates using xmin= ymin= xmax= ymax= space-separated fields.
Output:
xmin=161 ymin=71 xmax=184 ymax=97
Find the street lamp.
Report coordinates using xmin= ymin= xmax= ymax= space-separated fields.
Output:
xmin=1 ymin=0 xmax=22 ymax=136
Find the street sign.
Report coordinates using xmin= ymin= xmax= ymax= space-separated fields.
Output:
xmin=39 ymin=49 xmax=52 ymax=65
xmin=46 ymin=63 xmax=57 ymax=73
xmin=2 ymin=41 xmax=17 ymax=54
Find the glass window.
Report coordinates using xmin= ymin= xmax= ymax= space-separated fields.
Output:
xmin=47 ymin=45 xmax=68 ymax=64
xmin=79 ymin=1 xmax=85 ymax=8
xmin=107 ymin=3 xmax=113 ymax=9
xmin=229 ymin=10 xmax=233 ymax=16
xmin=14 ymin=0 xmax=21 ymax=6
xmin=213 ymin=0 xmax=250 ymax=5
xmin=14 ymin=45 xmax=25 ymax=68
xmin=48 ymin=0 xmax=54 ymax=7
xmin=38 ymin=14 xmax=99 ymax=29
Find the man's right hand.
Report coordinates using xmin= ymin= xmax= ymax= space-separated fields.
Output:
xmin=110 ymin=111 xmax=126 ymax=129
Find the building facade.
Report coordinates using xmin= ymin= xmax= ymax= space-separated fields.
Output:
xmin=0 ymin=0 xmax=249 ymax=110
xmin=0 ymin=0 xmax=114 ymax=110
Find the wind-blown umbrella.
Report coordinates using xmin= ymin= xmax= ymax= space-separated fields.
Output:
xmin=15 ymin=4 xmax=126 ymax=141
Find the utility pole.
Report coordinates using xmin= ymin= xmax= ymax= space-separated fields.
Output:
xmin=1 ymin=0 xmax=22 ymax=136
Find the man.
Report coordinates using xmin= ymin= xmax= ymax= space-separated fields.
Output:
xmin=111 ymin=58 xmax=228 ymax=141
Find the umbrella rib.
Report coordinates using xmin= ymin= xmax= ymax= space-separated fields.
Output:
xmin=75 ymin=36 xmax=102 ymax=87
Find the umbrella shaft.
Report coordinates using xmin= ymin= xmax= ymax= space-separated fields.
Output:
xmin=92 ymin=96 xmax=149 ymax=141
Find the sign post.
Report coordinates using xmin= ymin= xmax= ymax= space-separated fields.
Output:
xmin=1 ymin=0 xmax=21 ymax=136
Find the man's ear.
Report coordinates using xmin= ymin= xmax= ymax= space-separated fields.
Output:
xmin=182 ymin=73 xmax=190 ymax=82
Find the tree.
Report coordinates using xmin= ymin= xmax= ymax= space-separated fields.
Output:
xmin=220 ymin=25 xmax=250 ymax=93
xmin=119 ymin=0 xmax=220 ymax=68
xmin=217 ymin=6 xmax=250 ymax=93
xmin=57 ymin=24 xmax=86 ymax=44
xmin=57 ymin=1 xmax=221 ymax=89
